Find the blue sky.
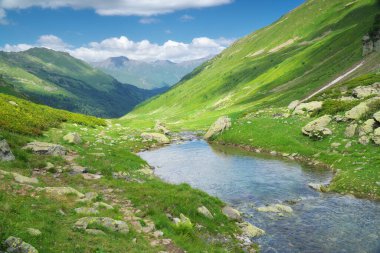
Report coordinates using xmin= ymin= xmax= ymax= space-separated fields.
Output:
xmin=0 ymin=0 xmax=305 ymax=62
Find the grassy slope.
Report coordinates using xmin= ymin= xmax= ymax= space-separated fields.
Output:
xmin=0 ymin=95 xmax=246 ymax=252
xmin=125 ymin=0 xmax=378 ymax=129
xmin=0 ymin=48 xmax=160 ymax=118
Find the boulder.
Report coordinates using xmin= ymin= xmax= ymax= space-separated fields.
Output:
xmin=345 ymin=123 xmax=357 ymax=138
xmin=13 ymin=173 xmax=39 ymax=184
xmin=8 ymin=101 xmax=18 ymax=106
xmin=373 ymin=128 xmax=380 ymax=145
xmin=82 ymin=173 xmax=102 ymax=180
xmin=154 ymin=121 xmax=170 ymax=135
xmin=74 ymin=207 xmax=99 ymax=215
xmin=293 ymin=101 xmax=323 ymax=115
xmin=0 ymin=139 xmax=15 ymax=161
xmin=352 ymin=83 xmax=380 ymax=99
xmin=78 ymin=192 xmax=98 ymax=203
xmin=197 ymin=206 xmax=213 ymax=219
xmin=43 ymin=187 xmax=84 ymax=198
xmin=359 ymin=135 xmax=370 ymax=145
xmin=308 ymin=183 xmax=325 ymax=192
xmin=173 ymin=214 xmax=193 ymax=228
xmin=345 ymin=102 xmax=369 ymax=120
xmin=141 ymin=133 xmax=170 ymax=144
xmin=374 ymin=111 xmax=380 ymax=123
xmin=238 ymin=222 xmax=265 ymax=238
xmin=27 ymin=228 xmax=42 ymax=237
xmin=204 ymin=116 xmax=232 ymax=140
xmin=85 ymin=229 xmax=106 ymax=235
xmin=257 ymin=204 xmax=293 ymax=213
xmin=74 ymin=217 xmax=129 ymax=234
xmin=3 ymin=236 xmax=38 ymax=253
xmin=23 ymin=142 xmax=66 ymax=156
xmin=359 ymin=119 xmax=375 ymax=136
xmin=302 ymin=115 xmax=332 ymax=139
xmin=222 ymin=206 xmax=241 ymax=221
xmin=287 ymin=100 xmax=300 ymax=110
xmin=94 ymin=202 xmax=114 ymax=210
xmin=63 ymin=133 xmax=82 ymax=144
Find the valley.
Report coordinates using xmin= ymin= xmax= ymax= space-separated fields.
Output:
xmin=0 ymin=0 xmax=380 ymax=252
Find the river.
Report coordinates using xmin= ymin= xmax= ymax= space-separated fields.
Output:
xmin=139 ymin=140 xmax=380 ymax=253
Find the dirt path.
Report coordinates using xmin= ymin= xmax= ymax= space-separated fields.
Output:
xmin=301 ymin=61 xmax=365 ymax=102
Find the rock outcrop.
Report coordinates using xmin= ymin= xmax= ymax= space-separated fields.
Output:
xmin=374 ymin=111 xmax=380 ymax=123
xmin=23 ymin=142 xmax=66 ymax=156
xmin=204 ymin=116 xmax=232 ymax=140
xmin=302 ymin=115 xmax=332 ymax=139
xmin=287 ymin=100 xmax=300 ymax=110
xmin=141 ymin=133 xmax=170 ymax=144
xmin=0 ymin=139 xmax=15 ymax=161
xmin=373 ymin=128 xmax=380 ymax=145
xmin=42 ymin=187 xmax=84 ymax=198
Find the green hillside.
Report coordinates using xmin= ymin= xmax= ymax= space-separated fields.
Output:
xmin=126 ymin=0 xmax=379 ymax=129
xmin=0 ymin=48 xmax=162 ymax=118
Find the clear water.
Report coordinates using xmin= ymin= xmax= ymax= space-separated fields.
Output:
xmin=139 ymin=140 xmax=380 ymax=253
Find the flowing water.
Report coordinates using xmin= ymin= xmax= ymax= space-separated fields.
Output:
xmin=139 ymin=140 xmax=380 ymax=253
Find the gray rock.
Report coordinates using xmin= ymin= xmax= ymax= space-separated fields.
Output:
xmin=293 ymin=101 xmax=323 ymax=115
xmin=308 ymin=183 xmax=325 ymax=192
xmin=43 ymin=187 xmax=84 ymax=198
xmin=374 ymin=111 xmax=380 ymax=123
xmin=141 ymin=133 xmax=170 ymax=144
xmin=154 ymin=121 xmax=170 ymax=135
xmin=78 ymin=192 xmax=99 ymax=203
xmin=287 ymin=100 xmax=300 ymax=110
xmin=238 ymin=222 xmax=265 ymax=238
xmin=85 ymin=229 xmax=106 ymax=235
xmin=4 ymin=236 xmax=38 ymax=253
xmin=27 ymin=228 xmax=41 ymax=237
xmin=23 ymin=142 xmax=66 ymax=156
xmin=222 ymin=206 xmax=241 ymax=221
xmin=359 ymin=119 xmax=375 ymax=136
xmin=345 ymin=102 xmax=369 ymax=120
xmin=197 ymin=206 xmax=213 ymax=219
xmin=352 ymin=83 xmax=380 ymax=99
xmin=74 ymin=207 xmax=99 ymax=215
xmin=63 ymin=133 xmax=82 ymax=144
xmin=8 ymin=101 xmax=18 ymax=106
xmin=13 ymin=173 xmax=39 ymax=185
xmin=373 ymin=128 xmax=380 ymax=145
xmin=257 ymin=204 xmax=293 ymax=213
xmin=359 ymin=135 xmax=370 ymax=145
xmin=302 ymin=115 xmax=332 ymax=139
xmin=74 ymin=217 xmax=129 ymax=234
xmin=93 ymin=202 xmax=114 ymax=210
xmin=0 ymin=139 xmax=15 ymax=161
xmin=204 ymin=116 xmax=232 ymax=140
xmin=345 ymin=123 xmax=357 ymax=138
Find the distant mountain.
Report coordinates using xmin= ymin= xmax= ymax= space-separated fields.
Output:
xmin=91 ymin=56 xmax=212 ymax=90
xmin=0 ymin=48 xmax=164 ymax=118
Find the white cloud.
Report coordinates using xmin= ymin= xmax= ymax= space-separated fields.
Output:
xmin=0 ymin=8 xmax=8 ymax=25
xmin=1 ymin=35 xmax=235 ymax=63
xmin=0 ymin=0 xmax=233 ymax=16
xmin=180 ymin=14 xmax=194 ymax=22
xmin=37 ymin=35 xmax=71 ymax=50
xmin=139 ymin=17 xmax=160 ymax=24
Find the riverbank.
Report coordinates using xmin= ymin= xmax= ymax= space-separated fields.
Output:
xmin=210 ymin=110 xmax=380 ymax=200
xmin=0 ymin=108 xmax=257 ymax=253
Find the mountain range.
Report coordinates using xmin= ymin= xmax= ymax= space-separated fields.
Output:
xmin=0 ymin=48 xmax=165 ymax=117
xmin=91 ymin=56 xmax=211 ymax=90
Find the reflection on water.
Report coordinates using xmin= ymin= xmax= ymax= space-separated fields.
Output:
xmin=139 ymin=140 xmax=380 ymax=253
